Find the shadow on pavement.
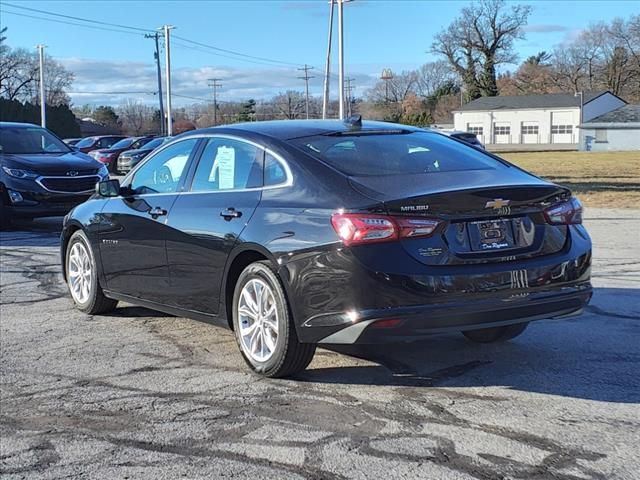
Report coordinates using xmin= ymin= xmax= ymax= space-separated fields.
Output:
xmin=296 ymin=287 xmax=640 ymax=403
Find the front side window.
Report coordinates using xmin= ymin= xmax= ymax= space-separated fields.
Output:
xmin=291 ymin=131 xmax=505 ymax=176
xmin=190 ymin=137 xmax=262 ymax=192
xmin=0 ymin=127 xmax=70 ymax=154
xmin=130 ymin=138 xmax=198 ymax=194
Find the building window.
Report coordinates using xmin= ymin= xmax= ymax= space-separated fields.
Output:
xmin=551 ymin=125 xmax=573 ymax=134
xmin=521 ymin=125 xmax=539 ymax=135
xmin=595 ymin=129 xmax=608 ymax=143
xmin=468 ymin=126 xmax=483 ymax=136
xmin=494 ymin=125 xmax=510 ymax=135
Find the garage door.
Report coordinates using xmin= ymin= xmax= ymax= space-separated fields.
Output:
xmin=551 ymin=112 xmax=574 ymax=143
xmin=493 ymin=123 xmax=511 ymax=144
xmin=521 ymin=122 xmax=539 ymax=144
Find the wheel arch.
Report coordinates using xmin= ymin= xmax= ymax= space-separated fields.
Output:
xmin=60 ymin=221 xmax=86 ymax=281
xmin=222 ymin=243 xmax=279 ymax=330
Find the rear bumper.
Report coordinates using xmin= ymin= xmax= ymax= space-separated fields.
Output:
xmin=280 ymin=225 xmax=592 ymax=344
xmin=315 ymin=285 xmax=591 ymax=344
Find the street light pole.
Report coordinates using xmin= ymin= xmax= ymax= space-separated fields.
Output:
xmin=146 ymin=33 xmax=165 ymax=135
xmin=322 ymin=0 xmax=335 ymax=119
xmin=36 ymin=44 xmax=46 ymax=128
xmin=337 ymin=0 xmax=345 ymax=120
xmin=162 ymin=25 xmax=175 ymax=136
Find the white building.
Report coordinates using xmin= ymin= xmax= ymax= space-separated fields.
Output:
xmin=453 ymin=91 xmax=626 ymax=150
xmin=579 ymin=104 xmax=640 ymax=151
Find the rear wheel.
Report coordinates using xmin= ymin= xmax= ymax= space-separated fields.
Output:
xmin=462 ymin=322 xmax=529 ymax=343
xmin=232 ymin=261 xmax=315 ymax=378
xmin=66 ymin=230 xmax=118 ymax=314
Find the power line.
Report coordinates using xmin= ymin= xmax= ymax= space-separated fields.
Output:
xmin=2 ymin=10 xmax=147 ymax=37
xmin=173 ymin=34 xmax=303 ymax=67
xmin=3 ymin=1 xmax=154 ymax=33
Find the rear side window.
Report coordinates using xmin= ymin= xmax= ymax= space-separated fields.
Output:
xmin=190 ymin=137 xmax=262 ymax=192
xmin=291 ymin=131 xmax=504 ymax=176
xmin=264 ymin=152 xmax=287 ymax=186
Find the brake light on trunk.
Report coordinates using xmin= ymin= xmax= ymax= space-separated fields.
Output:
xmin=331 ymin=213 xmax=442 ymax=246
xmin=544 ymin=197 xmax=583 ymax=225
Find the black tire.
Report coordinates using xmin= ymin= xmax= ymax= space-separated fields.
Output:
xmin=462 ymin=322 xmax=529 ymax=343
xmin=0 ymin=196 xmax=12 ymax=230
xmin=65 ymin=230 xmax=118 ymax=314
xmin=232 ymin=261 xmax=316 ymax=378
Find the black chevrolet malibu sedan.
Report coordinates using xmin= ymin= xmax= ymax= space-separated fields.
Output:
xmin=60 ymin=119 xmax=592 ymax=377
xmin=0 ymin=122 xmax=109 ymax=229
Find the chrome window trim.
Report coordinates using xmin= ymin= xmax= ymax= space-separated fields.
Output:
xmin=122 ymin=133 xmax=293 ymax=197
xmin=36 ymin=174 xmax=101 ymax=194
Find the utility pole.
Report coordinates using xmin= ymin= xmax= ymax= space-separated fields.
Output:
xmin=208 ymin=78 xmax=223 ymax=125
xmin=161 ymin=25 xmax=174 ymax=136
xmin=337 ymin=0 xmax=345 ymax=120
xmin=381 ymin=68 xmax=393 ymax=103
xmin=36 ymin=44 xmax=46 ymax=127
xmin=322 ymin=0 xmax=335 ymax=119
xmin=298 ymin=64 xmax=315 ymax=119
xmin=344 ymin=77 xmax=355 ymax=117
xmin=145 ymin=33 xmax=165 ymax=135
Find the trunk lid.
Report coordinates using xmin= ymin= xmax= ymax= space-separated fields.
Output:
xmin=349 ymin=169 xmax=570 ymax=265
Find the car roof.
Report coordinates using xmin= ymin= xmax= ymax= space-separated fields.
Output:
xmin=187 ymin=119 xmax=422 ymax=141
xmin=0 ymin=122 xmax=42 ymax=128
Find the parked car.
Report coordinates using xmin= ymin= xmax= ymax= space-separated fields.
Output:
xmin=63 ymin=138 xmax=82 ymax=146
xmin=61 ymin=119 xmax=592 ymax=378
xmin=0 ymin=122 xmax=109 ymax=229
xmin=75 ymin=135 xmax=127 ymax=154
xmin=437 ymin=130 xmax=485 ymax=149
xmin=117 ymin=136 xmax=172 ymax=174
xmin=89 ymin=136 xmax=156 ymax=173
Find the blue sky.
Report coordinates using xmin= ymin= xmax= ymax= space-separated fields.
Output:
xmin=2 ymin=0 xmax=638 ymax=106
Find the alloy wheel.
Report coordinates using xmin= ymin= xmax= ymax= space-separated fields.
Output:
xmin=237 ymin=278 xmax=279 ymax=363
xmin=67 ymin=242 xmax=92 ymax=304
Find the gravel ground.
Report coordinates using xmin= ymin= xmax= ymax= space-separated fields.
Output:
xmin=1 ymin=208 xmax=638 ymax=479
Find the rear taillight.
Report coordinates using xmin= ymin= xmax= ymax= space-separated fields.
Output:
xmin=544 ymin=197 xmax=583 ymax=225
xmin=331 ymin=213 xmax=442 ymax=247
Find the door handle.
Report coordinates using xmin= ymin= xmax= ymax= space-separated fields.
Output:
xmin=220 ymin=208 xmax=242 ymax=220
xmin=149 ymin=206 xmax=167 ymax=219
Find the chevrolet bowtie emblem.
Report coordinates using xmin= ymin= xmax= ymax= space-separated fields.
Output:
xmin=485 ymin=198 xmax=511 ymax=209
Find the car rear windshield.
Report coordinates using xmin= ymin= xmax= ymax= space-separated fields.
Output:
xmin=291 ymin=131 xmax=504 ymax=176
xmin=110 ymin=138 xmax=136 ymax=149
xmin=75 ymin=137 xmax=96 ymax=148
xmin=0 ymin=126 xmax=71 ymax=154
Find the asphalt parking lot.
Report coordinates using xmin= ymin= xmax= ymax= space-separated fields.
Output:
xmin=1 ymin=209 xmax=639 ymax=479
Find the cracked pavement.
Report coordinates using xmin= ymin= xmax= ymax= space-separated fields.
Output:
xmin=1 ymin=209 xmax=639 ymax=479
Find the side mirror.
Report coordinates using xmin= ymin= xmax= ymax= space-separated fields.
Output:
xmin=96 ymin=179 xmax=121 ymax=197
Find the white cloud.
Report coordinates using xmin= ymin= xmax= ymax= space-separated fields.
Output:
xmin=59 ymin=57 xmax=378 ymax=107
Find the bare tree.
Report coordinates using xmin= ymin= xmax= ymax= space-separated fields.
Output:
xmin=118 ymin=100 xmax=154 ymax=135
xmin=432 ymin=0 xmax=531 ymax=99
xmin=0 ymin=31 xmax=73 ymax=106
xmin=414 ymin=61 xmax=457 ymax=98
xmin=272 ymin=91 xmax=305 ymax=120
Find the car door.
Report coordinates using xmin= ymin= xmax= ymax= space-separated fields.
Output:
xmin=165 ymin=136 xmax=266 ymax=314
xmin=98 ymin=138 xmax=200 ymax=304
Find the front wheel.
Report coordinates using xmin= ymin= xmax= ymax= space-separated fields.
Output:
xmin=232 ymin=261 xmax=315 ymax=378
xmin=66 ymin=230 xmax=118 ymax=314
xmin=462 ymin=322 xmax=529 ymax=343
